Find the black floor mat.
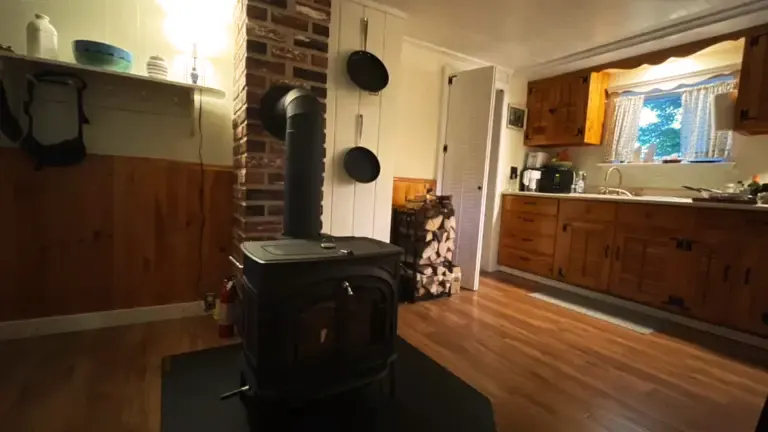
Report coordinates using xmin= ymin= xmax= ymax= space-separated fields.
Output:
xmin=161 ymin=337 xmax=496 ymax=431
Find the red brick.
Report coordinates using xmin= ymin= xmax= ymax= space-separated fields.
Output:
xmin=271 ymin=45 xmax=309 ymax=63
xmin=271 ymin=11 xmax=309 ymax=32
xmin=247 ymin=4 xmax=268 ymax=21
xmin=267 ymin=204 xmax=285 ymax=216
xmin=267 ymin=172 xmax=285 ymax=185
xmin=296 ymin=2 xmax=330 ymax=22
xmin=246 ymin=57 xmax=286 ymax=75
xmin=247 ymin=22 xmax=286 ymax=43
xmin=254 ymin=0 xmax=287 ymax=8
xmin=239 ymin=170 xmax=266 ymax=184
xmin=311 ymin=54 xmax=327 ymax=68
xmin=246 ymin=73 xmax=268 ymax=89
xmin=312 ymin=23 xmax=329 ymax=38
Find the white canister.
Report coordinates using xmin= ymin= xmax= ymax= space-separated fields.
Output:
xmin=26 ymin=13 xmax=58 ymax=59
xmin=146 ymin=55 xmax=169 ymax=79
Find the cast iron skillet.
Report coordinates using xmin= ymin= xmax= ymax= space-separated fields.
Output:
xmin=344 ymin=114 xmax=380 ymax=183
xmin=346 ymin=18 xmax=389 ymax=93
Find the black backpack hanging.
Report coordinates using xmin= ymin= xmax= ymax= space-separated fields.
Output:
xmin=20 ymin=72 xmax=89 ymax=169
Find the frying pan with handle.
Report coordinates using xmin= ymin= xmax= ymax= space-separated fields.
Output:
xmin=346 ymin=17 xmax=389 ymax=94
xmin=344 ymin=114 xmax=380 ymax=183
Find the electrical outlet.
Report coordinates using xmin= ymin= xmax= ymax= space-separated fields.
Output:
xmin=203 ymin=293 xmax=216 ymax=313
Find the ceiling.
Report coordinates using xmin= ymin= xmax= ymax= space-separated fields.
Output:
xmin=376 ymin=0 xmax=767 ymax=71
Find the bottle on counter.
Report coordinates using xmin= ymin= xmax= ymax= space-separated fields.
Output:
xmin=576 ymin=171 xmax=586 ymax=194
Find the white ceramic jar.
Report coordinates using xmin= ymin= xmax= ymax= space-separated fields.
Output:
xmin=26 ymin=13 xmax=58 ymax=59
xmin=146 ymin=55 xmax=169 ymax=79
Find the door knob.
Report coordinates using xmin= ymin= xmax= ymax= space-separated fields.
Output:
xmin=477 ymin=186 xmax=482 ymax=191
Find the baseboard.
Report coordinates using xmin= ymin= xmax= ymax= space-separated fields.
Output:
xmin=498 ymin=266 xmax=768 ymax=350
xmin=0 ymin=302 xmax=207 ymax=341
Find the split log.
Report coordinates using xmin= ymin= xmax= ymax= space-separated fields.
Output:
xmin=445 ymin=251 xmax=453 ymax=262
xmin=448 ymin=227 xmax=456 ymax=239
xmin=425 ymin=215 xmax=444 ymax=232
xmin=444 ymin=216 xmax=456 ymax=231
xmin=417 ymin=265 xmax=433 ymax=276
xmin=425 ymin=231 xmax=433 ymax=242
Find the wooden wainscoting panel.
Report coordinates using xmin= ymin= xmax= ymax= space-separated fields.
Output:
xmin=0 ymin=148 xmax=234 ymax=321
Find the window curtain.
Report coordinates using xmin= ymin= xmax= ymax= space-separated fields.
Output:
xmin=603 ymin=94 xmax=645 ymax=162
xmin=680 ymin=80 xmax=737 ymax=160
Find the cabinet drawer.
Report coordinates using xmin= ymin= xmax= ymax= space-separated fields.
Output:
xmin=504 ymin=212 xmax=558 ymax=236
xmin=694 ymin=209 xmax=746 ymax=232
xmin=616 ymin=204 xmax=695 ymax=230
xmin=560 ymin=200 xmax=616 ymax=223
xmin=503 ymin=195 xmax=559 ymax=216
xmin=500 ymin=232 xmax=556 ymax=256
xmin=498 ymin=247 xmax=553 ymax=277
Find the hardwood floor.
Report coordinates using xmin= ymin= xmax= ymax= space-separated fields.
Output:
xmin=1 ymin=272 xmax=766 ymax=431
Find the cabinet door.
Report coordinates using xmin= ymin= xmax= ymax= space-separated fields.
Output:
xmin=550 ymin=76 xmax=589 ymax=144
xmin=609 ymin=228 xmax=682 ymax=305
xmin=525 ymin=83 xmax=552 ymax=145
xmin=555 ymin=221 xmax=614 ymax=291
xmin=729 ymin=239 xmax=768 ymax=336
xmin=735 ymin=33 xmax=768 ymax=134
xmin=671 ymin=239 xmax=737 ymax=322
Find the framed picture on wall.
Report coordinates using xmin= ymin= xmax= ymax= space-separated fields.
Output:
xmin=507 ymin=105 xmax=526 ymax=129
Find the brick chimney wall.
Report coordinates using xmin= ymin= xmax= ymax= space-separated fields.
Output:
xmin=231 ymin=0 xmax=331 ymax=264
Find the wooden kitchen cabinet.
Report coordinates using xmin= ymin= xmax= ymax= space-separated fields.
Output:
xmin=608 ymin=226 xmax=684 ymax=306
xmin=735 ymin=33 xmax=768 ymax=135
xmin=524 ymin=72 xmax=609 ymax=147
xmin=498 ymin=195 xmax=558 ymax=277
xmin=555 ymin=221 xmax=614 ymax=291
xmin=554 ymin=201 xmax=616 ymax=291
xmin=728 ymin=237 xmax=768 ymax=336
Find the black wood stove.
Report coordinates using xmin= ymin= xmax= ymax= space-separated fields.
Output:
xmin=228 ymin=86 xmax=402 ymax=406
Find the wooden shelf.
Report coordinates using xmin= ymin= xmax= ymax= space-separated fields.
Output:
xmin=0 ymin=50 xmax=226 ymax=99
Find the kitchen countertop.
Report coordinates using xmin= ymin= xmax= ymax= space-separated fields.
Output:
xmin=502 ymin=191 xmax=768 ymax=212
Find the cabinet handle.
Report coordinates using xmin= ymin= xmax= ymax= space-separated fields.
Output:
xmin=521 ymin=238 xmax=534 ymax=242
xmin=615 ymin=246 xmax=621 ymax=261
xmin=522 ymin=201 xmax=536 ymax=206
xmin=519 ymin=256 xmax=531 ymax=262
xmin=604 ymin=245 xmax=610 ymax=259
xmin=745 ymin=268 xmax=752 ymax=285
xmin=558 ymin=267 xmax=565 ymax=278
xmin=722 ymin=265 xmax=731 ymax=283
xmin=562 ymin=223 xmax=569 ymax=233
xmin=520 ymin=217 xmax=534 ymax=223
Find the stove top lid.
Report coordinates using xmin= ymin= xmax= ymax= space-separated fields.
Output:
xmin=242 ymin=236 xmax=402 ymax=264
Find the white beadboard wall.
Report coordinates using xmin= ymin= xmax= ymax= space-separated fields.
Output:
xmin=0 ymin=0 xmax=234 ymax=165
xmin=323 ymin=0 xmax=405 ymax=241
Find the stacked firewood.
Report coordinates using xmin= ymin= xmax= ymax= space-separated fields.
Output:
xmin=394 ymin=197 xmax=461 ymax=298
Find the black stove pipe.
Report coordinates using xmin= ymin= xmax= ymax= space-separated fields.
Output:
xmin=260 ymin=87 xmax=323 ymax=239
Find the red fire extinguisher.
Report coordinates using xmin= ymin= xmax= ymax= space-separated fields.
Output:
xmin=218 ymin=277 xmax=236 ymax=338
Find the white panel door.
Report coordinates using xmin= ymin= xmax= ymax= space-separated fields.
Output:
xmin=442 ymin=66 xmax=496 ymax=291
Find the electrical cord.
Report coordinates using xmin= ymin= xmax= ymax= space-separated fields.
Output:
xmin=196 ymin=88 xmax=206 ymax=299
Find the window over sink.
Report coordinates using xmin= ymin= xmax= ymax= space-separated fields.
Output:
xmin=605 ymin=75 xmax=737 ymax=163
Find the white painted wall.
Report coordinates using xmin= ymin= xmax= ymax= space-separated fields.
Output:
xmin=392 ymin=38 xmax=526 ymax=272
xmin=0 ymin=0 xmax=234 ymax=165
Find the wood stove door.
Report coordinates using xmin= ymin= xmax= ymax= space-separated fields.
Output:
xmin=279 ymin=275 xmax=393 ymax=368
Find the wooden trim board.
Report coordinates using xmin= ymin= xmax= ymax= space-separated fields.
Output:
xmin=499 ymin=266 xmax=768 ymax=350
xmin=0 ymin=302 xmax=206 ymax=340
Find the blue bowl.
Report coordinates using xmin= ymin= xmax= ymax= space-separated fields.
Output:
xmin=72 ymin=40 xmax=133 ymax=72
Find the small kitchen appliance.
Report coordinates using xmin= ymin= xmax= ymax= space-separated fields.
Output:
xmin=525 ymin=152 xmax=550 ymax=169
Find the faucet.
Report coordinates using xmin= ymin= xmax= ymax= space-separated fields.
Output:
xmin=600 ymin=167 xmax=632 ymax=197
xmin=604 ymin=166 xmax=623 ymax=188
